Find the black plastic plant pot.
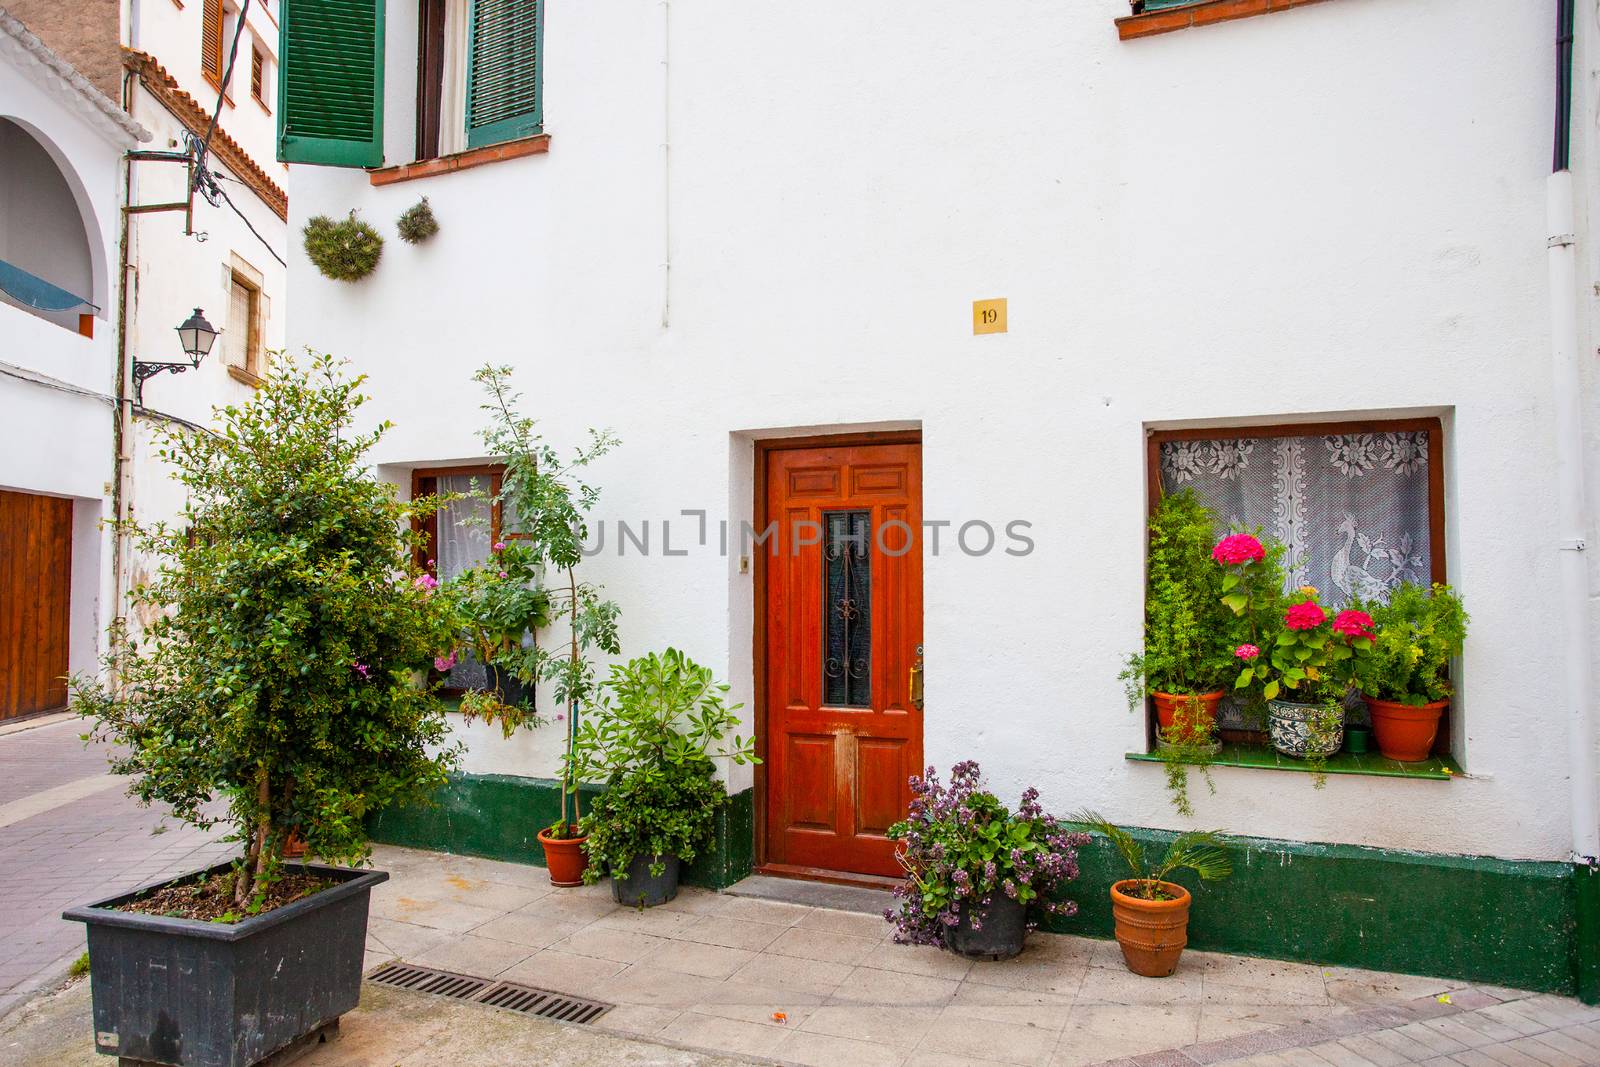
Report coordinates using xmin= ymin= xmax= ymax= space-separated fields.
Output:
xmin=610 ymin=853 xmax=680 ymax=907
xmin=946 ymin=893 xmax=1026 ymax=961
xmin=63 ymin=861 xmax=387 ymax=1067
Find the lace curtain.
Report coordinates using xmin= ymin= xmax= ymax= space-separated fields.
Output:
xmin=436 ymin=475 xmax=493 ymax=689
xmin=1158 ymin=429 xmax=1433 ymax=611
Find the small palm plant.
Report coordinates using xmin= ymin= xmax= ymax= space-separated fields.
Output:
xmin=1072 ymin=810 xmax=1233 ymax=901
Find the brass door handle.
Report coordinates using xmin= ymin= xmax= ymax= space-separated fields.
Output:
xmin=909 ymin=650 xmax=924 ymax=711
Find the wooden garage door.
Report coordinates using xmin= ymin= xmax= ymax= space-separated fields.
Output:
xmin=0 ymin=489 xmax=72 ymax=719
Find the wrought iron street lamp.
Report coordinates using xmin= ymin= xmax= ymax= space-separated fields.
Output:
xmin=133 ymin=308 xmax=218 ymax=405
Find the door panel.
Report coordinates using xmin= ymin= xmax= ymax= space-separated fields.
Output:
xmin=0 ymin=489 xmax=72 ymax=720
xmin=763 ymin=442 xmax=922 ymax=879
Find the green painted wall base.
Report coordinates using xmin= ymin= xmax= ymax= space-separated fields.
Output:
xmin=1049 ymin=825 xmax=1585 ymax=1000
xmin=370 ymin=774 xmax=1592 ymax=1000
xmin=369 ymin=773 xmax=755 ymax=890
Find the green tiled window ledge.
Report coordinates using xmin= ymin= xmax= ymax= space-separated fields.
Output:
xmin=1126 ymin=743 xmax=1461 ymax=781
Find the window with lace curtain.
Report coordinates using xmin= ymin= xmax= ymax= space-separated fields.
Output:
xmin=1147 ymin=418 xmax=1446 ymax=610
xmin=1144 ymin=417 xmax=1449 ymax=750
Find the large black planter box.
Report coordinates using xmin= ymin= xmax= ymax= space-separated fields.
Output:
xmin=63 ymin=861 xmax=387 ymax=1067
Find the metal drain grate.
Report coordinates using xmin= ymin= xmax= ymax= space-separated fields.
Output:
xmin=366 ymin=961 xmax=611 ymax=1024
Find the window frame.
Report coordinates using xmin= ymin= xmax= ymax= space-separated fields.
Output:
xmin=410 ymin=463 xmax=508 ymax=577
xmin=250 ymin=44 xmax=268 ymax=110
xmin=226 ymin=268 xmax=263 ymax=379
xmin=1141 ymin=415 xmax=1453 ymax=764
xmin=200 ymin=0 xmax=225 ymax=90
xmin=1145 ymin=416 xmax=1447 ymax=589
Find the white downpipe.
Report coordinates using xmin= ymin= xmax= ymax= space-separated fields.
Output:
xmin=1547 ymin=169 xmax=1600 ymax=863
xmin=659 ymin=0 xmax=671 ymax=330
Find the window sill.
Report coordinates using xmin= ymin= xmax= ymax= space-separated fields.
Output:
xmin=227 ymin=364 xmax=263 ymax=388
xmin=1126 ymin=743 xmax=1460 ymax=781
xmin=368 ymin=134 xmax=550 ymax=187
xmin=1116 ymin=0 xmax=1332 ymax=40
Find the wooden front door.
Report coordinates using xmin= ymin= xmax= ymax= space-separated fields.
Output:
xmin=761 ymin=440 xmax=922 ymax=880
xmin=0 ymin=489 xmax=72 ymax=720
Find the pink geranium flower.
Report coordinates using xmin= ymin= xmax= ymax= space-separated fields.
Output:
xmin=1212 ymin=533 xmax=1266 ymax=566
xmin=492 ymin=541 xmax=506 ymax=552
xmin=353 ymin=662 xmax=371 ymax=679
xmin=1284 ymin=602 xmax=1327 ymax=631
xmin=434 ymin=653 xmax=458 ymax=672
xmin=1235 ymin=643 xmax=1261 ymax=661
xmin=413 ymin=573 xmax=439 ymax=591
xmin=1332 ymin=609 xmax=1376 ymax=642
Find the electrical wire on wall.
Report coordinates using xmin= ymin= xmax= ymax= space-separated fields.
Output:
xmin=183 ymin=0 xmax=285 ymax=268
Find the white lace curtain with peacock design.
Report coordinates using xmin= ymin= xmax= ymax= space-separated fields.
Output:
xmin=1158 ymin=429 xmax=1432 ymax=610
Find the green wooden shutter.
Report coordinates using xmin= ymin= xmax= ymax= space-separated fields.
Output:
xmin=277 ymin=0 xmax=385 ymax=167
xmin=465 ymin=0 xmax=543 ymax=149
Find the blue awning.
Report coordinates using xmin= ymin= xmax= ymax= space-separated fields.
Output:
xmin=0 ymin=258 xmax=98 ymax=313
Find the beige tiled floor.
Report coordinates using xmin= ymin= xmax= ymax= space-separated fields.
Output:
xmin=362 ymin=846 xmax=1598 ymax=1067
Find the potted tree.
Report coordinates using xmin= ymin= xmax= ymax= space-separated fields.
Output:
xmin=887 ymin=762 xmax=1091 ymax=961
xmin=65 ymin=354 xmax=460 ymax=1067
xmin=1073 ymin=811 xmax=1232 ymax=978
xmin=1121 ymin=492 xmax=1245 ymax=814
xmin=569 ymin=649 xmax=757 ymax=906
xmin=468 ymin=365 xmax=620 ymax=886
xmin=1353 ymin=582 xmax=1468 ymax=761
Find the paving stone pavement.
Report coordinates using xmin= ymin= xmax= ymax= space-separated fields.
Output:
xmin=0 ymin=716 xmax=232 ymax=1021
xmin=353 ymin=846 xmax=1600 ymax=1067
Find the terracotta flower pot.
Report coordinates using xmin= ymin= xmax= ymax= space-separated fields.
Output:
xmin=537 ymin=826 xmax=589 ymax=887
xmin=1364 ymin=696 xmax=1448 ymax=762
xmin=1151 ymin=691 xmax=1223 ymax=742
xmin=1110 ymin=879 xmax=1192 ymax=978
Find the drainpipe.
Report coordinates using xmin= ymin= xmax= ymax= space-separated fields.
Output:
xmin=659 ymin=0 xmax=671 ymax=329
xmin=1548 ymin=0 xmax=1599 ymax=1004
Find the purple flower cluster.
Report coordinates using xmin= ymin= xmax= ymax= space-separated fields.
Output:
xmin=884 ymin=761 xmax=1091 ymax=950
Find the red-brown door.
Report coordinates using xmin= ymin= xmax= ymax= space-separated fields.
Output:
xmin=762 ymin=441 xmax=922 ymax=880
xmin=0 ymin=489 xmax=72 ymax=720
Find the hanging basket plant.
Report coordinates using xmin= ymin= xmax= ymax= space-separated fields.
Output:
xmin=397 ymin=197 xmax=440 ymax=244
xmin=303 ymin=211 xmax=384 ymax=281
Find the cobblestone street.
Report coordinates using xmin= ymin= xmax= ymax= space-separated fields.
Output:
xmin=0 ymin=714 xmax=231 ymax=1021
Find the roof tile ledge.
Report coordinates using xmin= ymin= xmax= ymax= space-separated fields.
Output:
xmin=122 ymin=49 xmax=287 ymax=221
xmin=1117 ymin=0 xmax=1334 ymax=40
xmin=368 ymin=135 xmax=550 ymax=186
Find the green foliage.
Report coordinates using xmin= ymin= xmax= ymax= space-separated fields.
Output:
xmin=1155 ymin=703 xmax=1217 ymax=819
xmin=303 ymin=211 xmax=384 ymax=281
xmin=580 ymin=760 xmax=727 ymax=883
xmin=397 ymin=197 xmax=440 ymax=244
xmin=1352 ymin=583 xmax=1468 ymax=704
xmin=68 ymin=952 xmax=90 ymax=979
xmin=71 ymin=353 xmax=461 ymax=907
xmin=571 ymin=650 xmax=757 ymax=883
xmin=1073 ymin=810 xmax=1233 ymax=901
xmin=1122 ymin=491 xmax=1238 ymax=704
xmin=470 ymin=365 xmax=621 ymax=837
xmin=445 ymin=534 xmax=553 ymax=736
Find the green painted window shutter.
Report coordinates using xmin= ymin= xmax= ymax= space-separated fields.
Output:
xmin=466 ymin=0 xmax=543 ymax=149
xmin=277 ymin=0 xmax=385 ymax=167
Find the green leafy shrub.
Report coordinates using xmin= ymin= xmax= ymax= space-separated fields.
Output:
xmin=1120 ymin=491 xmax=1240 ymax=706
xmin=1352 ymin=582 xmax=1468 ymax=704
xmin=1073 ymin=810 xmax=1232 ymax=901
xmin=303 ymin=211 xmax=383 ymax=281
xmin=446 ymin=537 xmax=552 ymax=735
xmin=397 ymin=197 xmax=440 ymax=244
xmin=72 ymin=353 xmax=460 ymax=910
xmin=570 ymin=649 xmax=757 ymax=882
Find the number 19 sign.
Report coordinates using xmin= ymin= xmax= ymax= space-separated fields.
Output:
xmin=973 ymin=298 xmax=1007 ymax=335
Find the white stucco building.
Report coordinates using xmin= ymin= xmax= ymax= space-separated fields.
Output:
xmin=279 ymin=0 xmax=1598 ymax=997
xmin=0 ymin=11 xmax=147 ymax=721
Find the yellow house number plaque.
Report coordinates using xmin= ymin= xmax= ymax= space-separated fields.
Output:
xmin=973 ymin=298 xmax=1007 ymax=335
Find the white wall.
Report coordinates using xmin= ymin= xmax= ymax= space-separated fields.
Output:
xmin=0 ymin=41 xmax=132 ymax=678
xmin=288 ymin=0 xmax=1587 ymax=862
